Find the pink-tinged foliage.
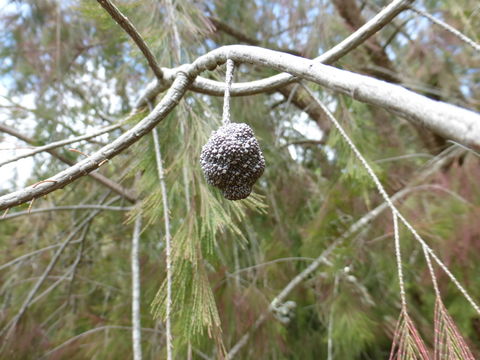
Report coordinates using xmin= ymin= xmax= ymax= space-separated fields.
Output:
xmin=389 ymin=309 xmax=430 ymax=360
xmin=388 ymin=299 xmax=477 ymax=360
xmin=434 ymin=298 xmax=475 ymax=360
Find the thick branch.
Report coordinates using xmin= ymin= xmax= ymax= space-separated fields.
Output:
xmin=188 ymin=46 xmax=480 ymax=148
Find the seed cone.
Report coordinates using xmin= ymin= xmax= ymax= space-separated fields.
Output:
xmin=200 ymin=123 xmax=265 ymax=200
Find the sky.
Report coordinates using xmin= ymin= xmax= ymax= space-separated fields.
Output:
xmin=0 ymin=0 xmax=33 ymax=191
xmin=0 ymin=86 xmax=36 ymax=192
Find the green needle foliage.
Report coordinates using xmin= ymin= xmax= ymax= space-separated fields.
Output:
xmin=0 ymin=0 xmax=479 ymax=359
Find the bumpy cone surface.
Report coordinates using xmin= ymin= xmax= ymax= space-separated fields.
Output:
xmin=200 ymin=123 xmax=265 ymax=200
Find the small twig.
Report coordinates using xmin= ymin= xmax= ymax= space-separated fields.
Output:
xmin=164 ymin=0 xmax=192 ymax=212
xmin=32 ymin=180 xmax=58 ymax=188
xmin=0 ymin=146 xmax=35 ymax=150
xmin=96 ymin=0 xmax=163 ymax=79
xmin=422 ymin=246 xmax=441 ymax=298
xmin=98 ymin=159 xmax=109 ymax=167
xmin=0 ymin=222 xmax=85 ymax=338
xmin=67 ymin=224 xmax=90 ymax=305
xmin=382 ymin=16 xmax=415 ymax=51
xmin=327 ymin=275 xmax=339 ymax=360
xmin=447 ymin=140 xmax=480 ymax=157
xmin=27 ymin=198 xmax=35 ymax=214
xmin=227 ymin=189 xmax=401 ymax=358
xmin=209 ymin=16 xmax=301 ymax=56
xmin=41 ymin=302 xmax=68 ymax=330
xmin=31 ymin=266 xmax=75 ymax=305
xmin=227 ymin=257 xmax=316 ymax=277
xmin=69 ymin=148 xmax=90 ymax=157
xmin=374 ymin=153 xmax=433 ymax=163
xmin=166 ymin=0 xmax=182 ymax=63
xmin=2 ymin=208 xmax=9 ymax=218
xmin=280 ymin=140 xmax=325 ymax=148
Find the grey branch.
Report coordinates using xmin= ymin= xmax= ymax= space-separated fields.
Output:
xmin=182 ymin=45 xmax=479 ymax=150
xmin=1 ymin=44 xmax=479 ymax=211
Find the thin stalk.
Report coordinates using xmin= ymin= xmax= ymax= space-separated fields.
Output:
xmin=149 ymin=97 xmax=173 ymax=360
xmin=152 ymin=127 xmax=173 ymax=360
xmin=132 ymin=214 xmax=143 ymax=360
xmin=409 ymin=6 xmax=480 ymax=52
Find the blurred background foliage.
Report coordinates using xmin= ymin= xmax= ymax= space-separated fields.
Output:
xmin=0 ymin=0 xmax=479 ymax=358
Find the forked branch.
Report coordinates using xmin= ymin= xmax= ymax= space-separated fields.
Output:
xmin=1 ymin=45 xmax=479 ymax=211
xmin=135 ymin=0 xmax=414 ymax=106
